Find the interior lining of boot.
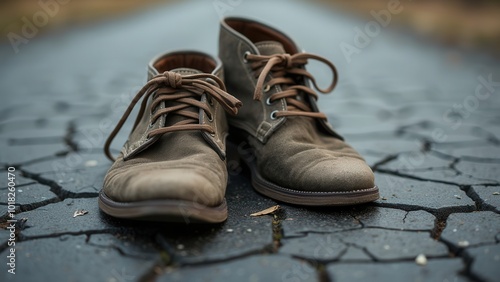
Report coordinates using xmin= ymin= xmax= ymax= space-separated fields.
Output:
xmin=154 ymin=53 xmax=216 ymax=73
xmin=226 ymin=19 xmax=298 ymax=54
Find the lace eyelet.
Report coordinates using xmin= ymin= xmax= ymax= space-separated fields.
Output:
xmin=208 ymin=97 xmax=214 ymax=106
xmin=266 ymin=97 xmax=274 ymax=106
xmin=148 ymin=123 xmax=154 ymax=128
xmin=263 ymin=84 xmax=271 ymax=92
xmin=207 ymin=114 xmax=214 ymax=122
xmin=270 ymin=110 xmax=279 ymax=120
xmin=243 ymin=51 xmax=251 ymax=63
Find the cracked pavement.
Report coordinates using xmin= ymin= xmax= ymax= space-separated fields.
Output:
xmin=1 ymin=0 xmax=499 ymax=281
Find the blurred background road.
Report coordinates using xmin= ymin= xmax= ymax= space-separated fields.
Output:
xmin=2 ymin=0 xmax=500 ymax=54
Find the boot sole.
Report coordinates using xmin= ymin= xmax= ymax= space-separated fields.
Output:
xmin=230 ymin=142 xmax=379 ymax=206
xmin=251 ymin=164 xmax=379 ymax=206
xmin=98 ymin=192 xmax=228 ymax=223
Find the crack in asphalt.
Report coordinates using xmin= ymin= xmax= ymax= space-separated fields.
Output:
xmin=291 ymin=257 xmax=331 ymax=282
xmin=0 ymin=229 xmax=119 ymax=253
xmin=63 ymin=121 xmax=79 ymax=152
xmin=339 ymin=239 xmax=378 ymax=262
xmin=5 ymin=152 xmax=70 ymax=168
xmin=283 ymin=227 xmax=364 ymax=238
xmin=8 ymin=136 xmax=65 ymax=146
xmin=375 ymin=167 xmax=499 ymax=187
xmin=0 ymin=197 xmax=61 ymax=221
xmin=86 ymin=237 xmax=156 ymax=260
xmin=470 ymin=127 xmax=500 ymax=146
xmin=386 ymin=162 xmax=499 ymax=186
xmin=373 ymin=201 xmax=475 ymax=217
xmin=20 ymin=169 xmax=99 ymax=200
xmin=137 ymin=259 xmax=168 ymax=282
xmin=460 ymin=185 xmax=500 ymax=214
xmin=271 ymin=209 xmax=286 ymax=252
xmin=433 ymin=139 xmax=493 ymax=149
xmin=168 ymin=247 xmax=267 ymax=268
xmin=431 ymin=216 xmax=448 ymax=240
xmin=437 ymin=238 xmax=488 ymax=282
xmin=431 ymin=150 xmax=500 ymax=164
xmin=371 ymin=154 xmax=399 ymax=171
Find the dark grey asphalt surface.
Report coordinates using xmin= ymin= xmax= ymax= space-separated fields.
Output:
xmin=1 ymin=0 xmax=500 ymax=281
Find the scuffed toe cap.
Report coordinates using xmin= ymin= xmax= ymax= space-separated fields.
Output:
xmin=263 ymin=156 xmax=375 ymax=193
xmin=103 ymin=167 xmax=225 ymax=207
xmin=299 ymin=158 xmax=375 ymax=192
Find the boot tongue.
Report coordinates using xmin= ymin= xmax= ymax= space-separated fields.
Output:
xmin=163 ymin=67 xmax=203 ymax=126
xmin=169 ymin=67 xmax=202 ymax=75
xmin=255 ymin=41 xmax=286 ymax=55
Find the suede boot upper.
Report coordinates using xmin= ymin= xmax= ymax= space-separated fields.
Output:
xmin=100 ymin=51 xmax=241 ymax=221
xmin=219 ymin=18 xmax=377 ymax=201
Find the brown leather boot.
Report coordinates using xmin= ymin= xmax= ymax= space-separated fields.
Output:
xmin=99 ymin=51 xmax=241 ymax=223
xmin=219 ymin=18 xmax=378 ymax=206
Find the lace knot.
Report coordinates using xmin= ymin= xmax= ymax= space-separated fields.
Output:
xmin=277 ymin=54 xmax=293 ymax=68
xmin=163 ymin=71 xmax=183 ymax=88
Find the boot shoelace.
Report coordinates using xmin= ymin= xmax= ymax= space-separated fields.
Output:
xmin=104 ymin=71 xmax=242 ymax=161
xmin=245 ymin=52 xmax=338 ymax=119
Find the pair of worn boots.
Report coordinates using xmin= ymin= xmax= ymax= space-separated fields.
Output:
xmin=99 ymin=17 xmax=379 ymax=223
